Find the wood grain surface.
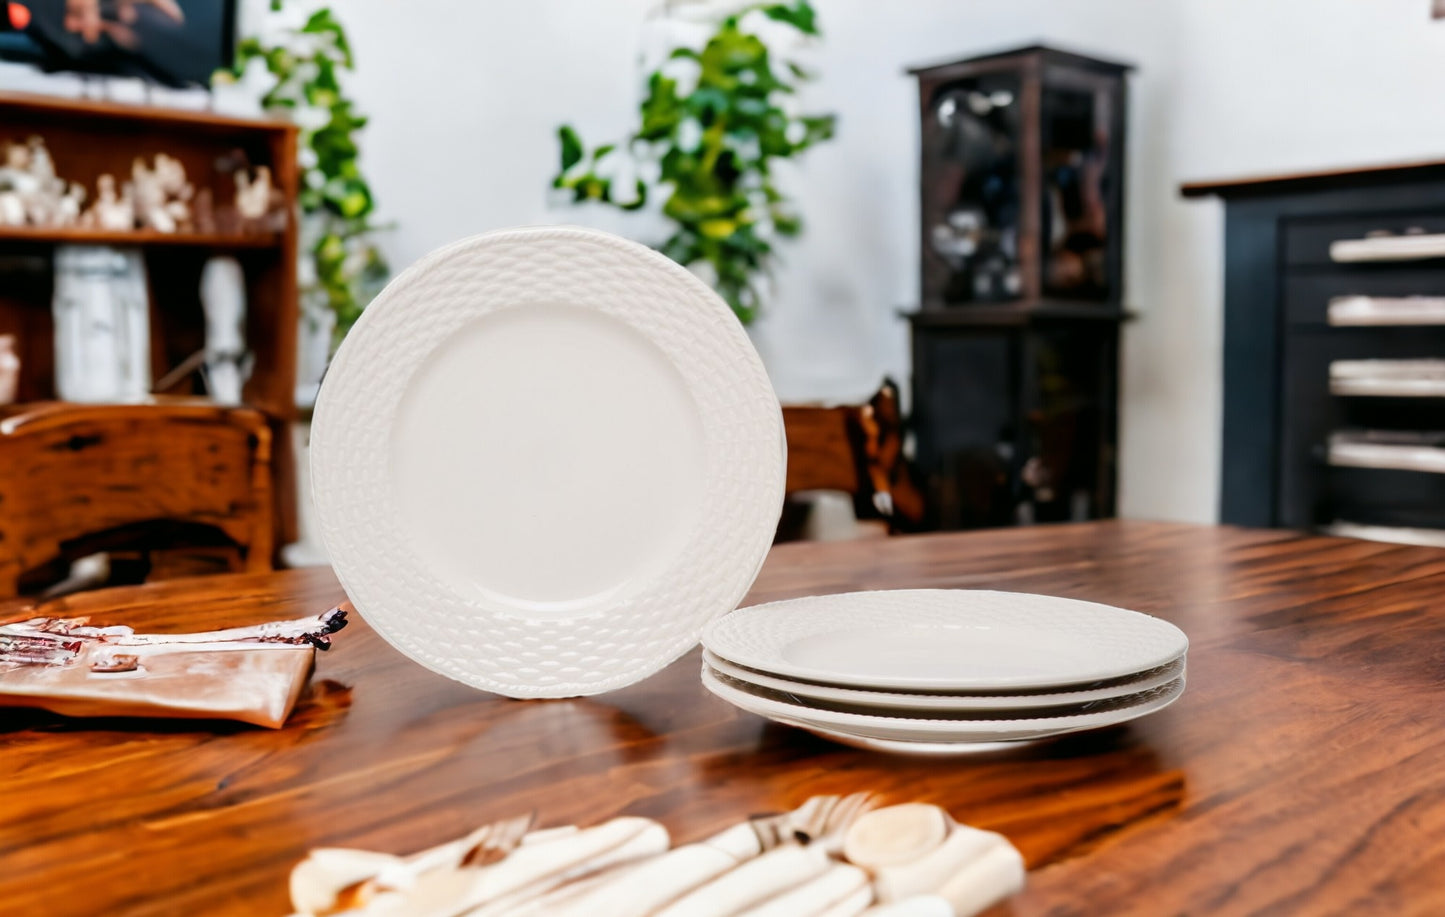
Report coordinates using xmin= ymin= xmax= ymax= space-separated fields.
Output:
xmin=0 ymin=400 xmax=274 ymax=596
xmin=2 ymin=521 xmax=1444 ymax=915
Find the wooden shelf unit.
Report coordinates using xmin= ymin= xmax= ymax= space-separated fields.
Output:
xmin=0 ymin=225 xmax=283 ymax=248
xmin=0 ymin=91 xmax=300 ymax=547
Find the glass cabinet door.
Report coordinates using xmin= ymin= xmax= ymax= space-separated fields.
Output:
xmin=1040 ymin=83 xmax=1114 ymax=300
xmin=927 ymin=75 xmax=1022 ymax=303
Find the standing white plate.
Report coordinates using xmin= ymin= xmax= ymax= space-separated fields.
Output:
xmin=702 ymin=667 xmax=1186 ymax=745
xmin=702 ymin=589 xmax=1189 ymax=691
xmin=702 ymin=650 xmax=1186 ymax=711
xmin=312 ymin=227 xmax=784 ymax=697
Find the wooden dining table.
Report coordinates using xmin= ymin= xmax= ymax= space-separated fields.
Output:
xmin=4 ymin=520 xmax=1445 ymax=916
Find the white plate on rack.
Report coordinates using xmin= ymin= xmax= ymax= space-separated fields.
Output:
xmin=702 ymin=589 xmax=1189 ymax=692
xmin=312 ymin=226 xmax=784 ymax=698
xmin=703 ymin=650 xmax=1186 ymax=711
xmin=702 ymin=667 xmax=1186 ymax=745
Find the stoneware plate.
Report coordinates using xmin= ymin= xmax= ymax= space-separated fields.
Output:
xmin=702 ymin=649 xmax=1186 ymax=711
xmin=312 ymin=226 xmax=784 ymax=697
xmin=701 ymin=666 xmax=1186 ymax=745
xmin=702 ymin=589 xmax=1189 ymax=692
xmin=760 ymin=721 xmax=1081 ymax=756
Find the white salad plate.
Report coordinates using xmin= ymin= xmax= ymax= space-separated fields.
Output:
xmin=702 ymin=650 xmax=1186 ymax=711
xmin=702 ymin=589 xmax=1189 ymax=692
xmin=312 ymin=226 xmax=785 ymax=698
xmin=701 ymin=667 xmax=1186 ymax=747
xmin=758 ymin=722 xmax=1098 ymax=756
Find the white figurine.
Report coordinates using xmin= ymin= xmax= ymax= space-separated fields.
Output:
xmin=0 ymin=141 xmax=40 ymax=225
xmin=0 ymin=334 xmax=19 ymax=405
xmin=234 ymin=165 xmax=276 ymax=223
xmin=27 ymin=136 xmax=57 ymax=185
xmin=1 ymin=140 xmax=27 ymax=171
xmin=0 ymin=140 xmax=34 ymax=191
xmin=153 ymin=153 xmax=193 ymax=229
xmin=27 ymin=136 xmax=64 ymax=221
xmin=54 ymin=183 xmax=86 ymax=227
xmin=0 ymin=191 xmax=24 ymax=226
xmin=0 ymin=137 xmax=68 ymax=226
xmin=131 ymin=154 xmax=194 ymax=234
xmin=131 ymin=157 xmax=169 ymax=232
xmin=83 ymin=175 xmax=136 ymax=231
xmin=199 ymin=256 xmax=252 ymax=405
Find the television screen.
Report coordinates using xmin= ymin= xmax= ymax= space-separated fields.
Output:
xmin=0 ymin=0 xmax=236 ymax=88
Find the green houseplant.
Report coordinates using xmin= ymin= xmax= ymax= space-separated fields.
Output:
xmin=217 ymin=2 xmax=388 ymax=345
xmin=553 ymin=0 xmax=835 ymax=323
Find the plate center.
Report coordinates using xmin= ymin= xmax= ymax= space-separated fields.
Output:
xmin=390 ymin=303 xmax=705 ymax=615
xmin=779 ymin=625 xmax=1102 ymax=681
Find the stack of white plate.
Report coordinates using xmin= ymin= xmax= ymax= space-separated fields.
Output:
xmin=700 ymin=590 xmax=1189 ymax=754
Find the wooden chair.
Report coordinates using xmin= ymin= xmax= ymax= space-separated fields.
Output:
xmin=0 ymin=399 xmax=274 ymax=597
xmin=778 ymin=379 xmax=926 ymax=541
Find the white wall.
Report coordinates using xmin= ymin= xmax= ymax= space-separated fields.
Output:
xmin=337 ymin=0 xmax=1195 ymax=511
xmin=1143 ymin=0 xmax=1445 ymax=523
xmin=8 ymin=0 xmax=1445 ymax=524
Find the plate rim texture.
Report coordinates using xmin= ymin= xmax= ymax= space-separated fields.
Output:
xmin=701 ymin=666 xmax=1187 ymax=743
xmin=312 ymin=226 xmax=784 ymax=698
xmin=701 ymin=649 xmax=1187 ymax=710
xmin=701 ymin=588 xmax=1190 ymax=691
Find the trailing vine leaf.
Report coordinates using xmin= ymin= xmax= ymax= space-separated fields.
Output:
xmin=553 ymin=0 xmax=835 ymax=324
xmin=215 ymin=3 xmax=389 ymax=348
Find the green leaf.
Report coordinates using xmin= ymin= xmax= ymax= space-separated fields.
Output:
xmin=338 ymin=190 xmax=370 ymax=219
xmin=302 ymin=9 xmax=354 ymax=68
xmin=232 ymin=3 xmax=391 ymax=345
xmin=619 ymin=180 xmax=649 ymax=211
xmin=558 ymin=125 xmax=585 ymax=172
xmin=801 ymin=114 xmax=837 ymax=143
xmin=772 ymin=211 xmax=802 ymax=236
xmin=545 ymin=0 xmax=834 ymax=325
xmin=699 ymin=218 xmax=738 ymax=239
xmin=760 ymin=2 xmax=819 ymax=35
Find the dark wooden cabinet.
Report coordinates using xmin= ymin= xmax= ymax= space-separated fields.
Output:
xmin=1186 ymin=161 xmax=1445 ymax=538
xmin=906 ymin=46 xmax=1130 ymax=528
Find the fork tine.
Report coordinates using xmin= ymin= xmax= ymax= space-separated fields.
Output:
xmin=749 ymin=794 xmax=838 ymax=851
xmin=816 ymin=792 xmax=876 ymax=852
xmin=792 ymin=795 xmax=841 ymax=843
xmin=462 ymin=811 xmax=536 ymax=867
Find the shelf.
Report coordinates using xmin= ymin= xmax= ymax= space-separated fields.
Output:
xmin=904 ymin=301 xmax=1130 ymax=327
xmin=0 ymin=226 xmax=284 ymax=249
xmin=0 ymin=91 xmax=294 ymax=136
xmin=1330 ymin=233 xmax=1445 ymax=264
xmin=1329 ymin=431 xmax=1445 ymax=475
xmin=1329 ymin=295 xmax=1445 ymax=327
xmin=1324 ymin=520 xmax=1445 ymax=549
xmin=1330 ymin=359 xmax=1445 ymax=398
